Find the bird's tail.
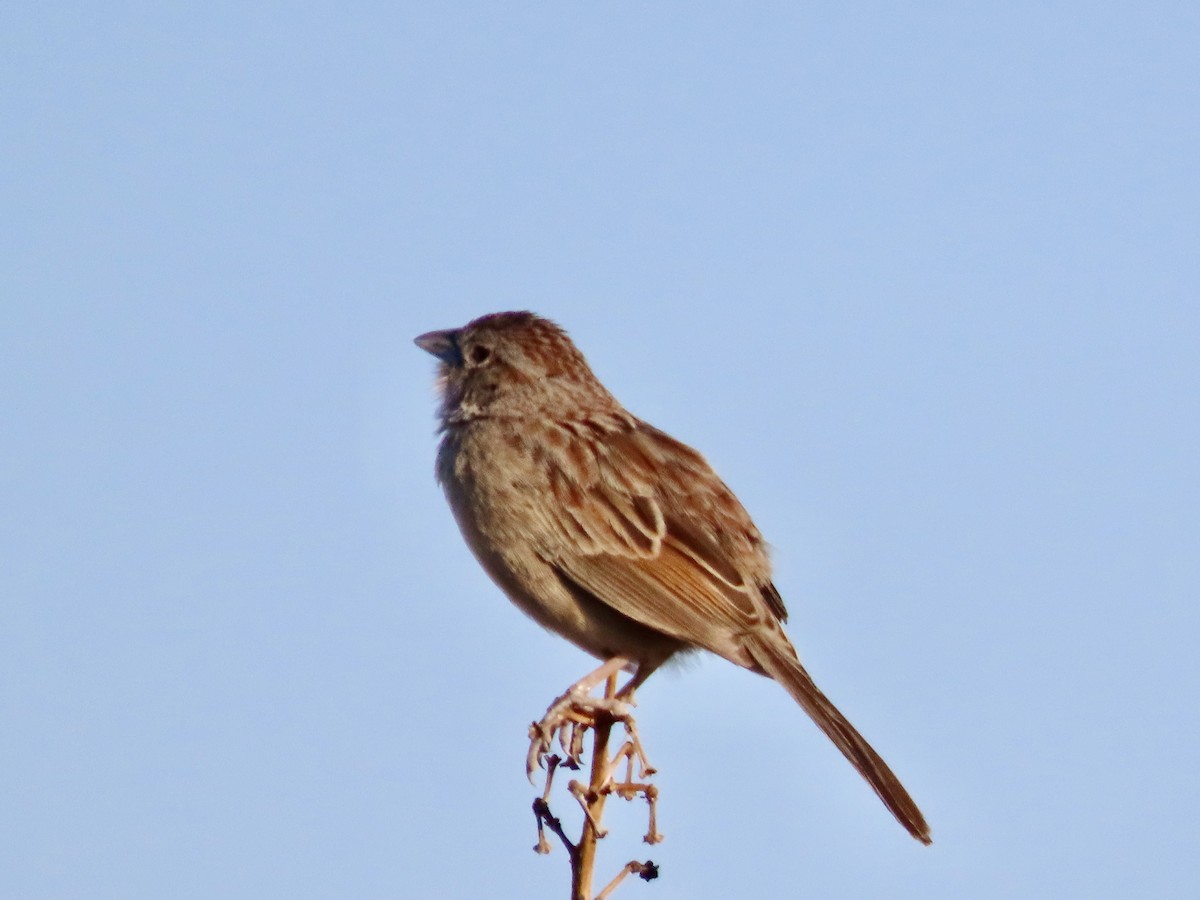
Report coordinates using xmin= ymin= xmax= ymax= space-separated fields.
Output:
xmin=744 ymin=632 xmax=932 ymax=845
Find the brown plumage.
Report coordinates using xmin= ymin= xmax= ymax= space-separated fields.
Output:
xmin=415 ymin=310 xmax=931 ymax=845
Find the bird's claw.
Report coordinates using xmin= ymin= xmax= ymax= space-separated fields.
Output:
xmin=526 ymin=690 xmax=633 ymax=779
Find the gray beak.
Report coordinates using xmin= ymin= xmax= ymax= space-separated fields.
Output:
xmin=414 ymin=329 xmax=461 ymax=364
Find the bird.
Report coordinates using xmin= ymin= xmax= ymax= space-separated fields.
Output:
xmin=415 ymin=310 xmax=931 ymax=845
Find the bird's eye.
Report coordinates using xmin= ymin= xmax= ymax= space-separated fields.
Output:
xmin=468 ymin=344 xmax=492 ymax=366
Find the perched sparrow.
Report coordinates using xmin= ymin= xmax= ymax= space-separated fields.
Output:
xmin=415 ymin=311 xmax=931 ymax=845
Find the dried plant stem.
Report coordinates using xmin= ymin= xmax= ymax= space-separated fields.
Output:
xmin=595 ymin=861 xmax=659 ymax=900
xmin=570 ymin=713 xmax=615 ymax=900
xmin=531 ymin=673 xmax=660 ymax=899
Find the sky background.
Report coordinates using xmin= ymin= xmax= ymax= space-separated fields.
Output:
xmin=3 ymin=3 xmax=1198 ymax=898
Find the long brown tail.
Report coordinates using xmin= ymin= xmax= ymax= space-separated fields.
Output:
xmin=744 ymin=633 xmax=932 ymax=844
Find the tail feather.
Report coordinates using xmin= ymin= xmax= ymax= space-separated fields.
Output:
xmin=744 ymin=633 xmax=932 ymax=845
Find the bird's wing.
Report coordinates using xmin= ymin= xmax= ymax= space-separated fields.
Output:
xmin=542 ymin=418 xmax=786 ymax=656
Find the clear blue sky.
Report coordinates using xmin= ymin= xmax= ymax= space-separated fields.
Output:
xmin=3 ymin=4 xmax=1198 ymax=898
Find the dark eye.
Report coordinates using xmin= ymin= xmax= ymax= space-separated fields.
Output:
xmin=468 ymin=344 xmax=492 ymax=366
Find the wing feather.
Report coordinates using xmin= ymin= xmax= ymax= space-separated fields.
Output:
xmin=539 ymin=417 xmax=785 ymax=659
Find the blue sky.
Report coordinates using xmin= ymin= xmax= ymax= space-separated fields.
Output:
xmin=3 ymin=3 xmax=1198 ymax=898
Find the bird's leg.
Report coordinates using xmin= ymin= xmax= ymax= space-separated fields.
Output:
xmin=527 ymin=657 xmax=635 ymax=778
xmin=613 ymin=663 xmax=656 ymax=701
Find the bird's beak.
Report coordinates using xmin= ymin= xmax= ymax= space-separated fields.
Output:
xmin=414 ymin=329 xmax=461 ymax=364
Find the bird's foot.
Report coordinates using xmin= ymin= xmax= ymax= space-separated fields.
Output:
xmin=526 ymin=690 xmax=632 ymax=778
xmin=525 ymin=657 xmax=633 ymax=779
xmin=527 ymin=659 xmax=664 ymax=854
